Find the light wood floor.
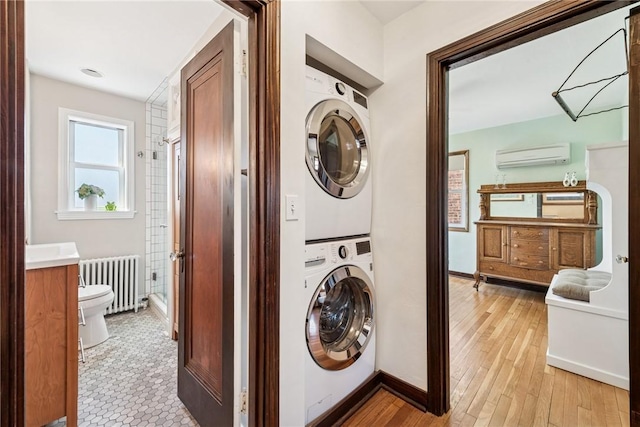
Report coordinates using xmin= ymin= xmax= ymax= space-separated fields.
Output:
xmin=343 ymin=276 xmax=630 ymax=427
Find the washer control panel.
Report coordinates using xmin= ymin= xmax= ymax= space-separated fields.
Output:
xmin=304 ymin=245 xmax=326 ymax=268
xmin=338 ymin=245 xmax=348 ymax=259
xmin=327 ymin=238 xmax=372 ymax=264
xmin=306 ymin=238 xmax=372 ymax=267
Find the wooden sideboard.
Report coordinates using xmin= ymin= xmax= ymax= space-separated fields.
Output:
xmin=473 ymin=181 xmax=600 ymax=289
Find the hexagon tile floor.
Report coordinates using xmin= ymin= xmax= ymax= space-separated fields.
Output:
xmin=47 ymin=308 xmax=199 ymax=427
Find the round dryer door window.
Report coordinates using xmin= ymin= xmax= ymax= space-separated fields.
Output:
xmin=306 ymin=99 xmax=370 ymax=199
xmin=306 ymin=265 xmax=375 ymax=371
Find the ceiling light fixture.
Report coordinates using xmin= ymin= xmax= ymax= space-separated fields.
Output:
xmin=81 ymin=68 xmax=103 ymax=78
xmin=552 ymin=27 xmax=628 ymax=122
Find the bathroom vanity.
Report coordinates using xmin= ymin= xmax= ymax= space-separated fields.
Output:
xmin=25 ymin=242 xmax=79 ymax=427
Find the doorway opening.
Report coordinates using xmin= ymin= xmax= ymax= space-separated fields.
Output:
xmin=427 ymin=0 xmax=638 ymax=421
xmin=2 ymin=1 xmax=280 ymax=425
xmin=445 ymin=4 xmax=629 ymax=419
xmin=24 ymin=2 xmax=247 ymax=425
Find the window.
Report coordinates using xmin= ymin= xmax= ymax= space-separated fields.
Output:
xmin=57 ymin=108 xmax=135 ymax=219
xmin=448 ymin=150 xmax=469 ymax=231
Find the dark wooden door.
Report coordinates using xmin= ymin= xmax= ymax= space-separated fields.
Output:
xmin=177 ymin=21 xmax=235 ymax=427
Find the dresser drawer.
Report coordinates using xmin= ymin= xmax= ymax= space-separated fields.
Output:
xmin=478 ymin=260 xmax=553 ymax=285
xmin=510 ymin=252 xmax=549 ymax=270
xmin=478 ymin=261 xmax=512 ymax=276
xmin=511 ymin=226 xmax=549 ymax=241
xmin=511 ymin=240 xmax=549 ymax=256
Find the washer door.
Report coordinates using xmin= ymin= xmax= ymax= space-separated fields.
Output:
xmin=306 ymin=99 xmax=370 ymax=199
xmin=306 ymin=265 xmax=375 ymax=371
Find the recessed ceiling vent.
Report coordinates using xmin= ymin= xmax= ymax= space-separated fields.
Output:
xmin=81 ymin=68 xmax=103 ymax=78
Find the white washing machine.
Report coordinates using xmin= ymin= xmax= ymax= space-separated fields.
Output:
xmin=304 ymin=236 xmax=376 ymax=423
xmin=305 ymin=66 xmax=373 ymax=241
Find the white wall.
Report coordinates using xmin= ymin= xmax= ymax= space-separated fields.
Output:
xmin=369 ymin=1 xmax=544 ymax=391
xmin=167 ymin=8 xmax=240 ymax=82
xmin=280 ymin=1 xmax=383 ymax=425
xmin=29 ymin=74 xmax=146 ymax=287
xmin=25 ymin=59 xmax=32 ymax=244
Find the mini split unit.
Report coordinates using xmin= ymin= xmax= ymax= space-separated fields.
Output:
xmin=495 ymin=143 xmax=571 ymax=169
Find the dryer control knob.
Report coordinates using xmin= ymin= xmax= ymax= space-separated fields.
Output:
xmin=338 ymin=245 xmax=348 ymax=259
xmin=335 ymin=82 xmax=346 ymax=95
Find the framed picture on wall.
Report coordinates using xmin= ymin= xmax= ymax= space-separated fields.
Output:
xmin=448 ymin=150 xmax=469 ymax=232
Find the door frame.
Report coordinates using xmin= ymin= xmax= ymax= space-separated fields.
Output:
xmin=425 ymin=0 xmax=637 ymax=419
xmin=0 ymin=1 xmax=26 ymax=426
xmin=220 ymin=2 xmax=281 ymax=425
xmin=0 ymin=0 xmax=281 ymax=426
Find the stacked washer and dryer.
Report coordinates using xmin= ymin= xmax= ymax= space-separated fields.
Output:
xmin=303 ymin=66 xmax=376 ymax=423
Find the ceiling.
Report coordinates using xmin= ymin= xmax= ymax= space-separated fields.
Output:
xmin=448 ymin=5 xmax=631 ymax=134
xmin=26 ymin=0 xmax=631 ymax=131
xmin=359 ymin=0 xmax=424 ymax=25
xmin=26 ymin=0 xmax=224 ymax=102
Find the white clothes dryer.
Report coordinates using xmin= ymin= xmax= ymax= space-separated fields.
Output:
xmin=304 ymin=236 xmax=376 ymax=423
xmin=305 ymin=66 xmax=373 ymax=241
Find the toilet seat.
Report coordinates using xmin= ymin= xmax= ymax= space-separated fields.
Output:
xmin=79 ymin=284 xmax=112 ymax=301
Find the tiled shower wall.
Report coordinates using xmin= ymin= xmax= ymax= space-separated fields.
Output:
xmin=145 ymin=81 xmax=169 ymax=305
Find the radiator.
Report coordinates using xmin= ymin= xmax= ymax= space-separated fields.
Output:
xmin=79 ymin=255 xmax=140 ymax=314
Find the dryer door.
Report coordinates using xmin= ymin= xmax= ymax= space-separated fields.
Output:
xmin=306 ymin=265 xmax=375 ymax=371
xmin=306 ymin=99 xmax=370 ymax=199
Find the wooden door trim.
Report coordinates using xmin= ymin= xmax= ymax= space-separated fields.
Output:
xmin=221 ymin=1 xmax=280 ymax=426
xmin=426 ymin=0 xmax=636 ymax=417
xmin=0 ymin=1 xmax=26 ymax=426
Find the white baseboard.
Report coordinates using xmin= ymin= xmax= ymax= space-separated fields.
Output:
xmin=547 ymin=351 xmax=629 ymax=390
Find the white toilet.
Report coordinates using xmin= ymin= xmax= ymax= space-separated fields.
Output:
xmin=78 ymin=285 xmax=115 ymax=348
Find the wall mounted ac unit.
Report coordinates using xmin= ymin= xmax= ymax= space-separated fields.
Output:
xmin=495 ymin=143 xmax=570 ymax=169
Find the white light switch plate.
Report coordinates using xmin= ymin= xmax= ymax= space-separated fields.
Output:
xmin=285 ymin=195 xmax=299 ymax=221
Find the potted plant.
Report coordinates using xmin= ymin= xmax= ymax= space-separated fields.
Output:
xmin=76 ymin=183 xmax=105 ymax=211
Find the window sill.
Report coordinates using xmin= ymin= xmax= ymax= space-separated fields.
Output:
xmin=56 ymin=210 xmax=137 ymax=220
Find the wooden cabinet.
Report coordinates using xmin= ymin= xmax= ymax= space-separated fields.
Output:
xmin=477 ymin=224 xmax=507 ymax=263
xmin=475 ymin=221 xmax=597 ymax=288
xmin=26 ymin=264 xmax=78 ymax=427
xmin=552 ymin=228 xmax=594 ymax=269
xmin=473 ymin=181 xmax=599 ymax=289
